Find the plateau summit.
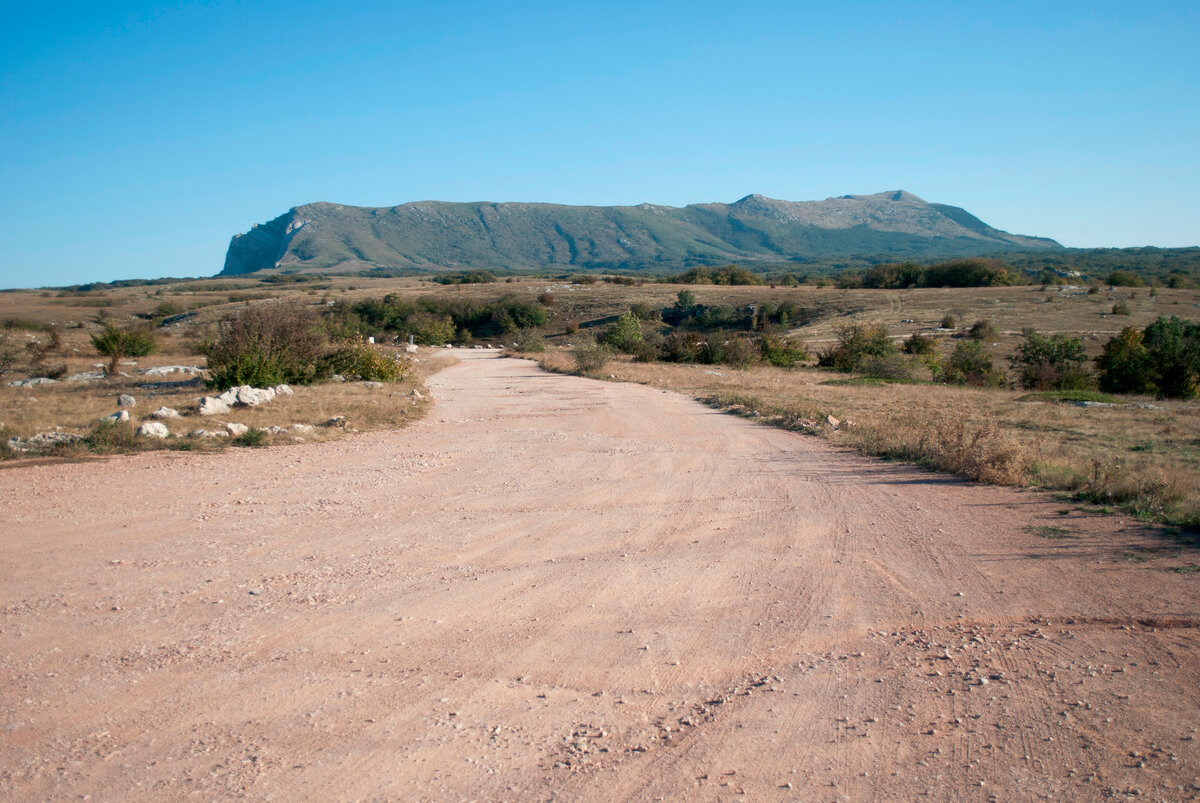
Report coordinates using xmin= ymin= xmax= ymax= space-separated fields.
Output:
xmin=221 ymin=191 xmax=1060 ymax=276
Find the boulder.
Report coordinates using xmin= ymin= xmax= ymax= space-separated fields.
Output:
xmin=357 ymin=381 xmax=384 ymax=389
xmin=104 ymin=410 xmax=131 ymax=423
xmin=273 ymin=384 xmax=293 ymax=397
xmin=198 ymin=396 xmax=231 ymax=416
xmin=136 ymin=421 xmax=170 ymax=439
xmin=825 ymin=415 xmax=841 ymax=429
xmin=235 ymin=386 xmax=275 ymax=406
xmin=149 ymin=406 xmax=181 ymax=419
xmin=225 ymin=422 xmax=249 ymax=437
xmin=321 ymin=416 xmax=347 ymax=428
xmin=289 ymin=423 xmax=314 ymax=434
xmin=118 ymin=394 xmax=137 ymax=408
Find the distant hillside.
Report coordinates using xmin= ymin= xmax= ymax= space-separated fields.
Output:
xmin=220 ymin=191 xmax=1062 ymax=276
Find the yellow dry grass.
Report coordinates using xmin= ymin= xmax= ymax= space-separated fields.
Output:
xmin=531 ymin=350 xmax=1200 ymax=528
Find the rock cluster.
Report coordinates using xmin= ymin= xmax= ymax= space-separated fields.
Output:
xmin=198 ymin=384 xmax=292 ymax=416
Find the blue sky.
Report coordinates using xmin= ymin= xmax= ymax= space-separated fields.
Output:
xmin=1 ymin=1 xmax=1197 ymax=288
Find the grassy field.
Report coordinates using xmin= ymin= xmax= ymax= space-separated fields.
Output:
xmin=2 ymin=274 xmax=1198 ymax=531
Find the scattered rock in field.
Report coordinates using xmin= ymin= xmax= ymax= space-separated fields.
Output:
xmin=410 ymin=389 xmax=424 ymax=400
xmin=149 ymin=406 xmax=181 ymax=419
xmin=289 ymin=423 xmax=314 ymax=434
xmin=264 ymin=425 xmax=288 ymax=435
xmin=136 ymin=421 xmax=170 ymax=439
xmin=118 ymin=394 xmax=137 ymax=408
xmin=6 ymin=431 xmax=84 ymax=452
xmin=198 ymin=396 xmax=231 ymax=416
xmin=1075 ymin=401 xmax=1118 ymax=408
xmin=330 ymin=374 xmax=346 ymax=382
xmin=321 ymin=416 xmax=348 ymax=428
xmin=225 ymin=422 xmax=249 ymax=437
xmin=189 ymin=428 xmax=229 ymax=438
xmin=141 ymin=365 xmax=201 ymax=376
xmin=199 ymin=384 xmax=280 ymax=416
xmin=6 ymin=377 xmax=57 ymax=387
xmin=65 ymin=371 xmax=105 ymax=382
xmin=104 ymin=410 xmax=131 ymax=423
xmin=825 ymin=415 xmax=841 ymax=429
xmin=357 ymin=381 xmax=384 ymax=388
xmin=274 ymin=384 xmax=293 ymax=397
xmin=235 ymin=385 xmax=275 ymax=406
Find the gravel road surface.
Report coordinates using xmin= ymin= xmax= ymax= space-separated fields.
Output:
xmin=3 ymin=350 xmax=1198 ymax=800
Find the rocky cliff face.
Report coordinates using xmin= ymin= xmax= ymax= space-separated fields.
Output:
xmin=220 ymin=192 xmax=1060 ymax=275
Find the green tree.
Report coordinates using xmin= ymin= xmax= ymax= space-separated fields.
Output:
xmin=91 ymin=323 xmax=157 ymax=375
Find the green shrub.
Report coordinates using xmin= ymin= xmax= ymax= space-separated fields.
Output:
xmin=941 ymin=340 xmax=1006 ymax=387
xmin=91 ymin=323 xmax=157 ymax=374
xmin=85 ymin=419 xmax=139 ymax=453
xmin=232 ymin=427 xmax=269 ymax=448
xmin=515 ymin=329 xmax=546 ymax=352
xmin=601 ymin=312 xmax=645 ymax=353
xmin=712 ymin=336 xmax=759 ymax=368
xmin=968 ymin=319 xmax=999 ymax=341
xmin=662 ymin=329 xmax=705 ymax=363
xmin=200 ymin=304 xmax=330 ymax=389
xmin=940 ymin=314 xmax=958 ymax=329
xmin=571 ymin=340 xmax=612 ymax=374
xmin=759 ymin=334 xmax=809 ymax=367
xmin=1096 ymin=326 xmax=1155 ymax=394
xmin=902 ymin=333 xmax=937 ymax=355
xmin=817 ymin=322 xmax=895 ymax=372
xmin=1142 ymin=315 xmax=1200 ymax=398
xmin=861 ymin=353 xmax=924 ymax=382
xmin=339 ymin=344 xmax=411 ymax=382
xmin=629 ymin=301 xmax=660 ymax=321
xmin=672 ymin=265 xmax=762 ymax=285
xmin=1106 ymin=270 xmax=1144 ymax=287
xmin=1010 ymin=330 xmax=1092 ymax=390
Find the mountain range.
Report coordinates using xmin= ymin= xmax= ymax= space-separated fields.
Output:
xmin=220 ymin=191 xmax=1061 ymax=276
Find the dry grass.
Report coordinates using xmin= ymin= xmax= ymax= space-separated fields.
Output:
xmin=529 ymin=351 xmax=1200 ymax=528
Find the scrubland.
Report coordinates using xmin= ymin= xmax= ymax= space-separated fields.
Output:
xmin=2 ymin=274 xmax=1198 ymax=530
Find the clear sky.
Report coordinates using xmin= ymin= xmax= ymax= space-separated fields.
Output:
xmin=1 ymin=1 xmax=1197 ymax=288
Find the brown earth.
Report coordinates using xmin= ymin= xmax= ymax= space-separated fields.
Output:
xmin=2 ymin=350 xmax=1198 ymax=801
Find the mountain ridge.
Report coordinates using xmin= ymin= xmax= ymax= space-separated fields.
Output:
xmin=220 ymin=191 xmax=1061 ymax=276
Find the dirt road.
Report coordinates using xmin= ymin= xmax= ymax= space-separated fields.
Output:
xmin=2 ymin=350 xmax=1198 ymax=801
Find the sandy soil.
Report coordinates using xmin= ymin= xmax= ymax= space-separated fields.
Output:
xmin=2 ymin=349 xmax=1198 ymax=801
